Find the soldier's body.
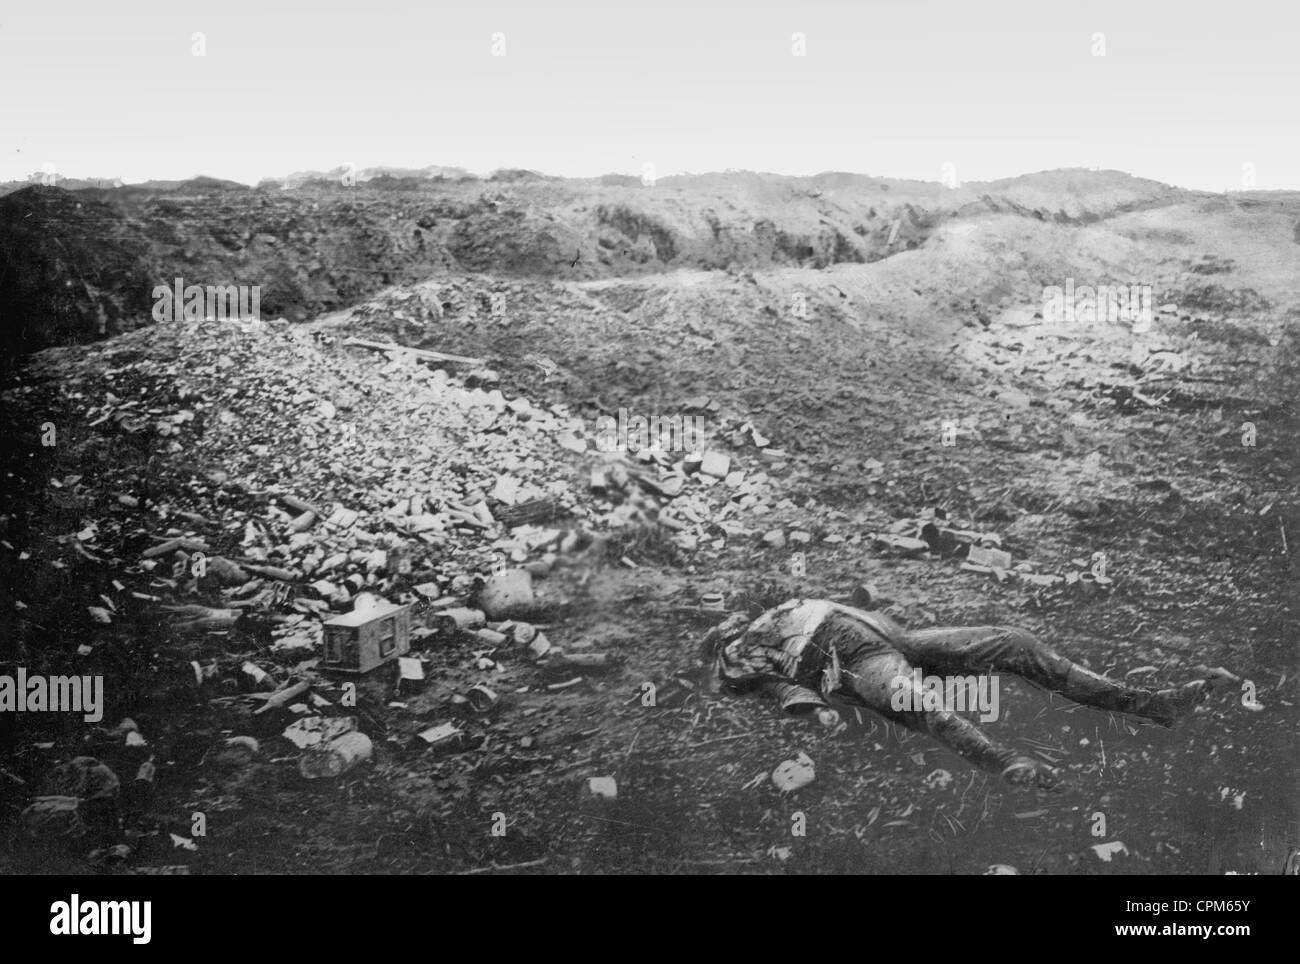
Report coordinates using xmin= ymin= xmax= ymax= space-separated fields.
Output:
xmin=702 ymin=599 xmax=1237 ymax=788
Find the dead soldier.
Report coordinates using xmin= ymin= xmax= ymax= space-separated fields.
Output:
xmin=700 ymin=599 xmax=1239 ymax=789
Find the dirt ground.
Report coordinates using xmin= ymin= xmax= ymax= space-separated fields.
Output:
xmin=1 ymin=175 xmax=1297 ymax=875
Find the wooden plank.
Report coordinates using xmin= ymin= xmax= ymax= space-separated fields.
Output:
xmin=341 ymin=336 xmax=484 ymax=366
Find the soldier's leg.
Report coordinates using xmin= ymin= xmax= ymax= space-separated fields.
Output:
xmin=897 ymin=626 xmax=1236 ymax=727
xmin=840 ymin=648 xmax=1059 ymax=788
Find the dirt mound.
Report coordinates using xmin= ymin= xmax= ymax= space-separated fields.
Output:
xmin=0 ymin=169 xmax=1198 ymax=354
xmin=0 ymin=187 xmax=155 ymax=358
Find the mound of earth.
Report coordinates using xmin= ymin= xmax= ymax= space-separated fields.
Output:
xmin=0 ymin=168 xmax=1200 ymax=353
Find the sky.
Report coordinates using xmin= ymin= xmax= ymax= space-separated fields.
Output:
xmin=1 ymin=0 xmax=1296 ymax=191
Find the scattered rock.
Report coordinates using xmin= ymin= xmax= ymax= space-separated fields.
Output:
xmin=477 ymin=568 xmax=536 ymax=620
xmin=299 ymin=731 xmax=373 ymax=779
xmin=771 ymin=752 xmax=816 ymax=793
xmin=699 ymin=451 xmax=731 ymax=478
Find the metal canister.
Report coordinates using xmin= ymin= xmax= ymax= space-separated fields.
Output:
xmin=387 ymin=544 xmax=412 ymax=576
xmin=466 ymin=684 xmax=499 ymax=714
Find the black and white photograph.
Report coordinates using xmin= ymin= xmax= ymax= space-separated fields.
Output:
xmin=0 ymin=0 xmax=1295 ymax=914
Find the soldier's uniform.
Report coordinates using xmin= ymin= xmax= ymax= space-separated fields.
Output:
xmin=703 ymin=599 xmax=1235 ymax=788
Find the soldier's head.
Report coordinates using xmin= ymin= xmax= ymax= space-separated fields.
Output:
xmin=699 ymin=612 xmax=750 ymax=664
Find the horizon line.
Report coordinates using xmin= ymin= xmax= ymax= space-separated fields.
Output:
xmin=8 ymin=165 xmax=1297 ymax=195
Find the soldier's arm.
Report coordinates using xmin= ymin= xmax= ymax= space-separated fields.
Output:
xmin=759 ymin=680 xmax=840 ymax=727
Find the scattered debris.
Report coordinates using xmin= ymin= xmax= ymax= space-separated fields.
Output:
xmin=771 ymin=752 xmax=816 ymax=793
xmin=299 ymin=731 xmax=374 ymax=779
xmin=321 ymin=601 xmax=412 ymax=673
xmin=1090 ymin=841 xmax=1129 ymax=862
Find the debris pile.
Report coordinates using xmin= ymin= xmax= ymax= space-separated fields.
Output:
xmin=4 ymin=314 xmax=828 ymax=870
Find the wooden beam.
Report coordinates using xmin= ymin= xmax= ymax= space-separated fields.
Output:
xmin=341 ymin=336 xmax=484 ymax=366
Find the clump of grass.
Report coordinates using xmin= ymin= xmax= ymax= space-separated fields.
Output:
xmin=602 ymin=522 xmax=681 ymax=568
xmin=730 ymin=574 xmax=806 ymax=615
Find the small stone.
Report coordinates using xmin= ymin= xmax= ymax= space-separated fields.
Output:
xmin=997 ymin=390 xmax=1031 ymax=409
xmin=478 ymin=568 xmax=536 ymax=620
xmin=700 ymin=451 xmax=731 ymax=478
xmin=209 ymin=736 xmax=259 ymax=768
xmin=491 ymin=475 xmax=521 ymax=505
xmin=527 ymin=632 xmax=553 ymax=659
xmin=319 ymin=552 xmax=348 ymax=572
xmin=22 ymin=796 xmax=84 ymax=838
xmin=771 ymin=752 xmax=815 ymax=792
xmin=968 ymin=545 xmax=1012 ymax=569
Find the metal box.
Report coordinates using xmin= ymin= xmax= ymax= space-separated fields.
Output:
xmin=322 ymin=602 xmax=412 ymax=674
